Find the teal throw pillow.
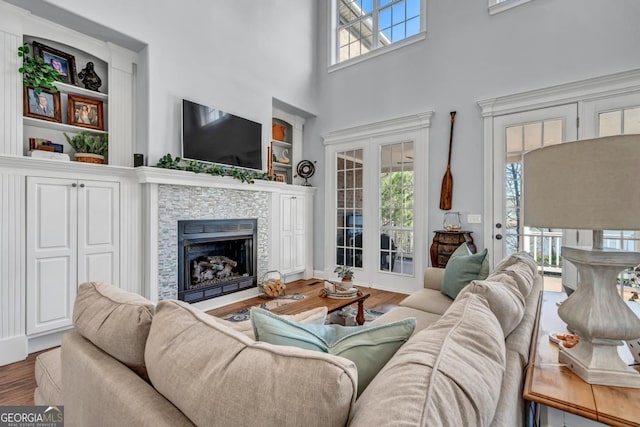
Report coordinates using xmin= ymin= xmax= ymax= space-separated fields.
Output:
xmin=450 ymin=243 xmax=490 ymax=279
xmin=441 ymin=248 xmax=489 ymax=299
xmin=250 ymin=307 xmax=416 ymax=396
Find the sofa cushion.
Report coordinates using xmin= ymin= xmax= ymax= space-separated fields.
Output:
xmin=441 ymin=248 xmax=489 ymax=299
xmin=489 ymin=263 xmax=537 ymax=299
xmin=73 ymin=282 xmax=154 ymax=378
xmin=145 ymin=300 xmax=357 ymax=427
xmin=349 ymin=292 xmax=506 ymax=427
xmin=457 ymin=276 xmax=525 ymax=336
xmin=34 ymin=347 xmax=63 ymax=405
xmin=451 ymin=242 xmax=490 ymax=278
xmin=372 ymin=306 xmax=442 ymax=335
xmin=506 ymin=275 xmax=543 ymax=367
xmin=492 ymin=251 xmax=538 ymax=276
xmin=399 ymin=288 xmax=454 ymax=315
xmin=251 ymin=307 xmax=415 ymax=396
xmin=216 ymin=306 xmax=328 ymax=339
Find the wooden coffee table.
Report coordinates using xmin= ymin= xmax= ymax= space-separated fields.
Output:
xmin=271 ymin=281 xmax=371 ymax=325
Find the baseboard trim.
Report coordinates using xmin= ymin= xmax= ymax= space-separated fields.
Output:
xmin=28 ymin=329 xmax=69 ymax=354
xmin=0 ymin=335 xmax=28 ymax=366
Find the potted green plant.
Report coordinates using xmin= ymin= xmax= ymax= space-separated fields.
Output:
xmin=18 ymin=44 xmax=62 ymax=94
xmin=64 ymin=132 xmax=108 ymax=164
xmin=334 ymin=265 xmax=354 ymax=283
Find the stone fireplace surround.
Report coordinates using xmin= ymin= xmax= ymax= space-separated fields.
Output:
xmin=157 ymin=184 xmax=271 ymax=301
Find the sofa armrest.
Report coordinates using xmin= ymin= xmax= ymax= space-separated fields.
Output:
xmin=424 ymin=267 xmax=445 ymax=290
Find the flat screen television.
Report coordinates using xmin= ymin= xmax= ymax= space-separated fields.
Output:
xmin=181 ymin=99 xmax=263 ymax=170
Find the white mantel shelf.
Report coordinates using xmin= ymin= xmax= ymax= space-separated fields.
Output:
xmin=135 ymin=166 xmax=316 ymax=194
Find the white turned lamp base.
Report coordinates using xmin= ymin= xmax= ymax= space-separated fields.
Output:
xmin=558 ymin=246 xmax=640 ymax=388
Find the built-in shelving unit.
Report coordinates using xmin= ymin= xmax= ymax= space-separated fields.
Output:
xmin=24 ymin=116 xmax=108 ymax=134
xmin=270 ymin=109 xmax=305 ymax=185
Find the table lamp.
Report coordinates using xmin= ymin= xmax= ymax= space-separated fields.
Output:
xmin=523 ymin=134 xmax=640 ymax=388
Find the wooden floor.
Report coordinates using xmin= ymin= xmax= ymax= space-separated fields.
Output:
xmin=0 ymin=279 xmax=407 ymax=406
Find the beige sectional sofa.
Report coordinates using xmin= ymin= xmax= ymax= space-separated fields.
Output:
xmin=34 ymin=253 xmax=541 ymax=427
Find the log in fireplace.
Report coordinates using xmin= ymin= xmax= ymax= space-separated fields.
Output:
xmin=177 ymin=219 xmax=257 ymax=303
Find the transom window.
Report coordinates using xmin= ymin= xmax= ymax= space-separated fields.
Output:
xmin=334 ymin=0 xmax=423 ymax=65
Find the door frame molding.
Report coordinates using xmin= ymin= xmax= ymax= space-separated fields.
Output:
xmin=478 ymin=68 xmax=640 ymax=266
xmin=322 ymin=111 xmax=433 ymax=294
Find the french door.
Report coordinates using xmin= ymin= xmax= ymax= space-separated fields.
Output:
xmin=491 ymin=104 xmax=578 ymax=271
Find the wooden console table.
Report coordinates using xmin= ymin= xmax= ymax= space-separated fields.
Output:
xmin=429 ymin=230 xmax=476 ymax=268
xmin=524 ymin=291 xmax=640 ymax=426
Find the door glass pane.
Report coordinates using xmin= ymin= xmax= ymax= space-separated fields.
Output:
xmin=599 ymin=110 xmax=621 ymax=136
xmin=336 ymin=149 xmax=363 ymax=268
xmin=505 ymin=118 xmax=564 ymax=275
xmin=623 ymin=107 xmax=640 ymax=134
xmin=598 ymin=105 xmax=640 ymax=301
xmin=379 ymin=141 xmax=414 ymax=275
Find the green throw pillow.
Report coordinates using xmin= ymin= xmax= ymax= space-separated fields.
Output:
xmin=441 ymin=248 xmax=489 ymax=299
xmin=251 ymin=307 xmax=415 ymax=396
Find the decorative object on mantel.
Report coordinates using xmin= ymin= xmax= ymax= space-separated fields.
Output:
xmin=523 ymin=134 xmax=640 ymax=388
xmin=17 ymin=44 xmax=62 ymax=94
xmin=156 ymin=154 xmax=274 ymax=184
xmin=78 ymin=61 xmax=102 ymax=92
xmin=439 ymin=111 xmax=456 ymax=210
xmin=64 ymin=131 xmax=108 ymax=164
xmin=32 ymin=41 xmax=78 ymax=86
xmin=296 ymin=160 xmax=315 ymax=186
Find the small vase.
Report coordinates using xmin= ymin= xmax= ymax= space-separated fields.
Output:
xmin=341 ymin=277 xmax=352 ymax=284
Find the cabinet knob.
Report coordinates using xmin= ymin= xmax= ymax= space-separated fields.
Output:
xmin=71 ymin=183 xmax=77 ymax=188
xmin=80 ymin=183 xmax=85 ymax=188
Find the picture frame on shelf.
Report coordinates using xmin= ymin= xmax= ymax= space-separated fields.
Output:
xmin=68 ymin=94 xmax=104 ymax=130
xmin=275 ymin=172 xmax=287 ymax=183
xmin=32 ymin=41 xmax=78 ymax=85
xmin=23 ymin=86 xmax=61 ymax=123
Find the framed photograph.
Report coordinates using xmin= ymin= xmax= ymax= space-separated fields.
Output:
xmin=68 ymin=94 xmax=104 ymax=130
xmin=23 ymin=86 xmax=61 ymax=122
xmin=275 ymin=172 xmax=287 ymax=183
xmin=32 ymin=41 xmax=77 ymax=85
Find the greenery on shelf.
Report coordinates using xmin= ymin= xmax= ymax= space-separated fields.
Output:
xmin=18 ymin=44 xmax=62 ymax=94
xmin=334 ymin=265 xmax=355 ymax=280
xmin=64 ymin=132 xmax=108 ymax=156
xmin=156 ymin=154 xmax=275 ymax=184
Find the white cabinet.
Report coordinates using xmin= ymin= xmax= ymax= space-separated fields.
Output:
xmin=278 ymin=191 xmax=313 ymax=281
xmin=26 ymin=176 xmax=119 ymax=335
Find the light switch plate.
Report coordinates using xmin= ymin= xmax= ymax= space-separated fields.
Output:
xmin=467 ymin=214 xmax=481 ymax=224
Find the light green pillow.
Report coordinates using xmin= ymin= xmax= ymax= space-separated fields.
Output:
xmin=251 ymin=307 xmax=415 ymax=396
xmin=441 ymin=248 xmax=489 ymax=299
xmin=450 ymin=243 xmax=490 ymax=278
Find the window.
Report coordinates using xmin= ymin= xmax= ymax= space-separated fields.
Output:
xmin=334 ymin=0 xmax=423 ymax=65
xmin=336 ymin=149 xmax=364 ymax=268
xmin=488 ymin=0 xmax=535 ymax=15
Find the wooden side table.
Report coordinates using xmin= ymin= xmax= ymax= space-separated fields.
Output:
xmin=429 ymin=230 xmax=476 ymax=268
xmin=524 ymin=291 xmax=640 ymax=426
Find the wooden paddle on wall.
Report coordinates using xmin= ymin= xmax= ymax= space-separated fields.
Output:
xmin=439 ymin=111 xmax=457 ymax=210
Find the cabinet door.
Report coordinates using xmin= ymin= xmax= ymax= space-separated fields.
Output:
xmin=77 ymin=180 xmax=120 ymax=284
xmin=280 ymin=195 xmax=295 ymax=273
xmin=27 ymin=177 xmax=78 ymax=335
xmin=292 ymin=196 xmax=306 ymax=272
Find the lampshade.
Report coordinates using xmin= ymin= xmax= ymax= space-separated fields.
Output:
xmin=522 ymin=133 xmax=640 ymax=388
xmin=523 ymin=134 xmax=640 ymax=230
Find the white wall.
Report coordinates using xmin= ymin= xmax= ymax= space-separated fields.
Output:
xmin=308 ymin=0 xmax=640 ymax=270
xmin=39 ymin=0 xmax=318 ymax=165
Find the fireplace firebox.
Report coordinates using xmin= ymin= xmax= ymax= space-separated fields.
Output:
xmin=178 ymin=219 xmax=257 ymax=303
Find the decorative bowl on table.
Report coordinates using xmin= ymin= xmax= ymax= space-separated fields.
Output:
xmin=322 ymin=281 xmax=358 ymax=299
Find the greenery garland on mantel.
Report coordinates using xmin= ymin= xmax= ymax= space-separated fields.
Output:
xmin=156 ymin=154 xmax=275 ymax=184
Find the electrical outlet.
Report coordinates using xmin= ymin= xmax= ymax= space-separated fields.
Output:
xmin=467 ymin=214 xmax=482 ymax=224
